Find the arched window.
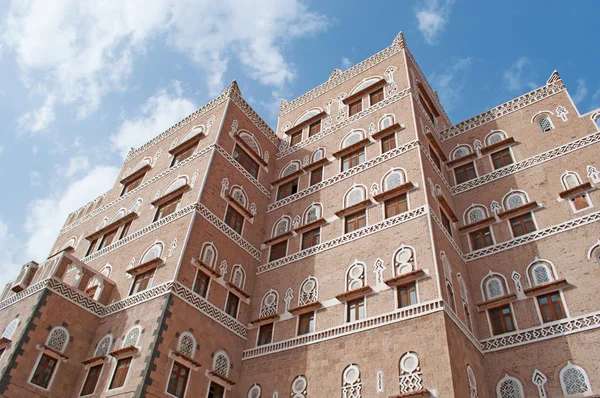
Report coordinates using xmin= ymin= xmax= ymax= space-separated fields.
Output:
xmin=303 ymin=203 xmax=322 ymax=224
xmin=341 ymin=130 xmax=365 ymax=149
xmin=212 ymin=351 xmax=230 ymax=377
xmin=140 ymin=242 xmax=164 ymax=265
xmin=177 ymin=332 xmax=196 ymax=358
xmin=346 ymin=262 xmax=366 ymax=291
xmin=588 ymin=241 xmax=600 ymax=265
xmin=467 ymin=365 xmax=478 ymax=398
xmin=46 ymin=327 xmax=69 ymax=353
xmin=62 ymin=237 xmax=77 ymax=250
xmin=483 ymin=275 xmax=506 ymax=300
xmin=259 ymin=290 xmax=279 ymax=317
xmin=485 ymin=131 xmax=507 ymax=146
xmin=94 ymin=195 xmax=105 ymax=210
xmin=111 ymin=208 xmax=126 ymax=223
xmin=399 ymin=352 xmax=423 ymax=394
xmin=344 ymin=186 xmax=366 ymax=208
xmin=201 ymin=243 xmax=218 ymax=268
xmin=291 ymin=375 xmax=308 ymax=398
xmin=503 ymin=191 xmax=528 ymax=210
xmin=393 ymin=246 xmax=416 ymax=276
xmin=312 ymin=148 xmax=325 ymax=162
xmin=280 ymin=161 xmax=301 ymax=178
xmin=84 ymin=202 xmax=95 ymax=216
xmin=230 ymin=265 xmax=246 ymax=289
xmin=561 ymin=171 xmax=582 ymax=190
xmin=457 ymin=273 xmax=468 ymax=302
xmin=350 ymin=77 xmax=382 ymax=95
xmin=341 ymin=364 xmax=362 ymax=398
xmin=132 ymin=157 xmax=152 ymax=173
xmin=272 ymin=216 xmax=291 ymax=237
xmin=534 ymin=112 xmax=554 ymax=132
xmin=379 ymin=114 xmax=395 ymax=130
xmin=164 ymin=176 xmax=188 ymax=196
xmin=229 ymin=186 xmax=248 ymax=208
xmin=182 ymin=125 xmax=204 ymax=143
xmin=123 ymin=326 xmax=141 ymax=348
xmin=94 ymin=334 xmax=113 ymax=357
xmin=560 ymin=362 xmax=592 ymax=396
xmin=496 ymin=375 xmax=524 ymax=398
xmin=451 ymin=145 xmax=472 ymax=160
xmin=440 ymin=252 xmax=452 ymax=280
xmin=298 ymin=276 xmax=318 ymax=306
xmin=592 ymin=112 xmax=600 ymax=129
xmin=527 ymin=260 xmax=555 ymax=286
xmin=465 ymin=205 xmax=487 ymax=224
xmin=294 ymin=109 xmax=321 ymax=126
xmin=248 ymin=384 xmax=262 ymax=398
xmin=2 ymin=319 xmax=19 ymax=340
xmin=382 ymin=169 xmax=406 ymax=191
xmin=239 ymin=131 xmax=262 ymax=156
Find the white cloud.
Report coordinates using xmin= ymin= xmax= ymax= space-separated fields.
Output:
xmin=29 ymin=170 xmax=41 ymax=186
xmin=64 ymin=156 xmax=89 ymax=178
xmin=572 ymin=78 xmax=588 ymax=104
xmin=0 ymin=218 xmax=24 ymax=290
xmin=110 ymin=82 xmax=197 ymax=156
xmin=415 ymin=0 xmax=454 ymax=45
xmin=428 ymin=57 xmax=472 ymax=111
xmin=503 ymin=57 xmax=538 ymax=93
xmin=2 ymin=0 xmax=328 ymax=131
xmin=593 ymin=88 xmax=600 ymax=107
xmin=24 ymin=165 xmax=119 ymax=262
xmin=341 ymin=57 xmax=352 ymax=69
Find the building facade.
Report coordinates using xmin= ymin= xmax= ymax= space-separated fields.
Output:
xmin=0 ymin=31 xmax=598 ymax=398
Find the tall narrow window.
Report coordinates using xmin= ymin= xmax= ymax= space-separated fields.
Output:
xmin=154 ymin=194 xmax=183 ymax=222
xmin=489 ymin=305 xmax=515 ymax=335
xmin=454 ymin=162 xmax=477 ymax=184
xmin=381 ymin=134 xmax=396 ymax=153
xmin=385 ymin=194 xmax=408 ymax=219
xmin=109 ymin=357 xmax=132 ymax=389
xmin=301 ymin=228 xmax=321 ymax=250
xmin=290 ymin=131 xmax=302 ymax=146
xmin=119 ymin=220 xmax=132 ymax=240
xmin=193 ymin=270 xmax=210 ymax=298
xmin=257 ymin=323 xmax=274 ymax=346
xmin=441 ymin=210 xmax=452 ymax=236
xmin=80 ymin=364 xmax=102 ymax=396
xmin=269 ymin=241 xmax=288 ymax=262
xmin=347 ymin=298 xmax=365 ymax=322
xmin=225 ymin=292 xmax=240 ymax=319
xmin=510 ymin=213 xmax=536 ymax=237
xmin=429 ymin=145 xmax=441 ymax=169
xmin=370 ymin=88 xmax=384 ymax=105
xmin=308 ymin=121 xmax=321 ymax=137
xmin=341 ymin=150 xmax=365 ymax=171
xmin=129 ymin=269 xmax=155 ymax=295
xmin=345 ymin=210 xmax=366 ymax=233
xmin=167 ymin=362 xmax=189 ymax=398
xmin=469 ymin=227 xmax=493 ymax=250
xmin=208 ymin=382 xmax=225 ymax=398
xmin=233 ymin=145 xmax=259 ymax=179
xmin=298 ymin=312 xmax=315 ymax=335
xmin=85 ymin=239 xmax=97 ymax=257
xmin=537 ymin=292 xmax=566 ymax=323
xmin=277 ymin=179 xmax=299 ymax=200
xmin=349 ymin=100 xmax=362 ymax=116
xmin=30 ymin=354 xmax=58 ymax=389
xmin=310 ymin=167 xmax=323 ymax=186
xmin=397 ymin=283 xmax=417 ymax=308
xmin=491 ymin=148 xmax=514 ymax=169
xmin=171 ymin=144 xmax=196 ymax=167
xmin=224 ymin=206 xmax=244 ymax=234
xmin=418 ymin=83 xmax=440 ymax=123
xmin=98 ymin=229 xmax=118 ymax=251
xmin=121 ymin=173 xmax=144 ymax=197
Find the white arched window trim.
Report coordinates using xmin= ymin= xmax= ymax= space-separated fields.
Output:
xmin=502 ymin=190 xmax=530 ymax=211
xmin=531 ymin=111 xmax=555 ymax=133
xmin=343 ymin=185 xmax=367 ymax=208
xmin=450 ymin=144 xmax=473 ymax=160
xmin=378 ymin=114 xmax=396 ymax=130
xmin=230 ymin=265 xmax=246 ymax=290
xmin=559 ymin=362 xmax=592 ymax=396
xmin=280 ymin=160 xmax=302 ymax=179
xmin=349 ymin=76 xmax=384 ymax=96
xmin=200 ymin=242 xmax=218 ymax=268
xmin=139 ymin=241 xmax=164 ymax=265
xmin=587 ymin=240 xmax=600 ymax=264
xmin=311 ymin=148 xmax=326 ymax=163
xmin=303 ymin=203 xmax=323 ymax=225
xmin=481 ymin=272 xmax=509 ymax=301
xmin=525 ymin=259 xmax=558 ymax=287
xmin=238 ymin=131 xmax=262 ymax=156
xmin=229 ymin=185 xmax=249 ymax=208
xmin=163 ymin=176 xmax=189 ymax=197
xmin=392 ymin=245 xmax=416 ymax=277
xmin=46 ymin=326 xmax=70 ymax=353
xmin=345 ymin=261 xmax=366 ymax=291
xmin=123 ymin=325 xmax=142 ymax=348
xmin=485 ymin=130 xmax=507 ymax=146
xmin=212 ymin=350 xmax=230 ymax=377
xmin=464 ymin=205 xmax=488 ymax=225
xmin=496 ymin=374 xmax=524 ymax=398
xmin=340 ymin=130 xmax=366 ymax=149
xmin=2 ymin=319 xmax=19 ymax=339
xmin=177 ymin=331 xmax=197 ymax=358
xmin=272 ymin=216 xmax=292 ymax=238
xmin=560 ymin=171 xmax=583 ymax=190
xmin=293 ymin=108 xmax=323 ymax=127
xmin=381 ymin=168 xmax=407 ymax=191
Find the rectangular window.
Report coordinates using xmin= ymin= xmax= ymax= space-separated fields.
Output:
xmin=489 ymin=305 xmax=515 ymax=335
xmin=341 ymin=149 xmax=365 ymax=171
xmin=381 ymin=134 xmax=396 ymax=153
xmin=491 ymin=148 xmax=514 ymax=169
xmin=193 ymin=270 xmax=210 ymax=298
xmin=121 ymin=174 xmax=144 ymax=197
xmin=290 ymin=131 xmax=302 ymax=146
xmin=429 ymin=145 xmax=441 ymax=169
xmin=167 ymin=362 xmax=189 ymax=398
xmin=119 ymin=220 xmax=132 ymax=240
xmin=257 ymin=323 xmax=273 ymax=346
xmin=469 ymin=227 xmax=494 ymax=250
xmin=224 ymin=206 xmax=244 ymax=234
xmin=348 ymin=99 xmax=362 ymax=116
xmin=298 ymin=312 xmax=315 ymax=336
xmin=370 ymin=88 xmax=384 ymax=106
xmin=441 ymin=210 xmax=452 ymax=236
xmin=572 ymin=194 xmax=591 ymax=211
xmin=277 ymin=179 xmax=299 ymax=200
xmin=208 ymin=382 xmax=225 ymax=398
xmin=80 ymin=364 xmax=102 ymax=396
xmin=454 ymin=162 xmax=477 ymax=184
xmin=171 ymin=145 xmax=196 ymax=167
xmin=225 ymin=292 xmax=240 ymax=319
xmin=130 ymin=269 xmax=155 ymax=295
xmin=397 ymin=283 xmax=417 ymax=308
xmin=154 ymin=194 xmax=183 ymax=222
xmin=510 ymin=213 xmax=536 ymax=237
xmin=385 ymin=194 xmax=408 ymax=219
xmin=345 ymin=210 xmax=366 ymax=234
xmin=269 ymin=240 xmax=288 ymax=262
xmin=109 ymin=357 xmax=131 ymax=389
xmin=308 ymin=121 xmax=321 ymax=137
xmin=310 ymin=167 xmax=323 ymax=186
xmin=233 ymin=144 xmax=259 ymax=179
xmin=418 ymin=83 xmax=440 ymax=123
xmin=97 ymin=229 xmax=118 ymax=251
xmin=347 ymin=298 xmax=365 ymax=322
xmin=30 ymin=354 xmax=57 ymax=389
xmin=537 ymin=292 xmax=566 ymax=323
xmin=85 ymin=239 xmax=97 ymax=257
xmin=301 ymin=228 xmax=321 ymax=250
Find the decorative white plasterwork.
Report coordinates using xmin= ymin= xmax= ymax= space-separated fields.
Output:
xmin=268 ymin=140 xmax=419 ymax=212
xmin=452 ymin=131 xmax=600 ymax=195
xmin=214 ymin=145 xmax=270 ymax=197
xmin=257 ymin=206 xmax=426 ymax=274
xmin=532 ymin=369 xmax=548 ymax=398
xmin=440 ymin=81 xmax=566 ymax=141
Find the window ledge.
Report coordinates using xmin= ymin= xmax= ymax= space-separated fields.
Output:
xmin=294 ymin=218 xmax=327 ymax=234
xmin=372 ymin=123 xmax=404 ymax=140
xmin=232 ymin=133 xmax=267 ymax=167
xmin=302 ymin=157 xmax=330 ymax=171
xmin=446 ymin=152 xmax=477 ymax=168
xmin=264 ymin=231 xmax=294 ymax=246
xmin=523 ymin=278 xmax=568 ymax=297
xmin=226 ymin=282 xmax=250 ymax=299
xmin=373 ymin=182 xmax=415 ymax=202
xmin=151 ymin=184 xmax=190 ymax=207
xmin=126 ymin=257 xmax=164 ymax=276
xmin=288 ymin=301 xmax=322 ymax=315
xmin=436 ymin=195 xmax=458 ymax=222
xmin=168 ymin=133 xmax=204 ymax=155
xmin=207 ymin=371 xmax=236 ymax=387
xmin=476 ymin=293 xmax=517 ymax=312
xmin=191 ymin=257 xmax=221 ymax=278
xmin=388 ymin=389 xmax=431 ymax=398
xmin=170 ymin=351 xmax=202 ymax=370
xmin=249 ymin=314 xmax=280 ymax=326
xmin=224 ymin=194 xmax=254 ymax=219
xmin=425 ymin=132 xmax=448 ymax=162
xmin=342 ymin=79 xmax=387 ymax=105
xmin=0 ymin=337 xmax=11 ymax=349
xmin=270 ymin=169 xmax=304 ymax=187
xmin=559 ymin=182 xmax=594 ymax=199
xmin=38 ymin=344 xmax=69 ymax=361
xmin=285 ymin=111 xmax=327 ymax=137
xmin=335 ymin=285 xmax=373 ymax=302
xmin=81 ymin=355 xmax=108 ymax=366
xmin=85 ymin=212 xmax=138 ymax=241
xmin=481 ymin=137 xmax=517 ymax=155
xmin=497 ymin=201 xmax=541 ymax=219
xmin=384 ymin=269 xmax=427 ymax=287
xmin=458 ymin=216 xmax=496 ymax=234
xmin=109 ymin=346 xmax=138 ymax=359
xmin=335 ymin=199 xmax=375 ymax=218
xmin=332 ymin=138 xmax=371 ymax=159
xmin=120 ymin=163 xmax=151 ymax=185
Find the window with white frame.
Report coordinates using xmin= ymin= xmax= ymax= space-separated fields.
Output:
xmin=383 ymin=169 xmax=406 ymax=191
xmin=260 ymin=290 xmax=279 ymax=318
xmin=528 ymin=261 xmax=554 ymax=286
xmin=2 ymin=319 xmax=19 ymax=340
xmin=291 ymin=375 xmax=308 ymax=398
xmin=535 ymin=113 xmax=554 ymax=132
xmin=280 ymin=161 xmax=301 ymax=178
xmin=177 ymin=332 xmax=196 ymax=358
xmin=213 ymin=351 xmax=230 ymax=377
xmin=485 ymin=131 xmax=506 ymax=146
xmin=484 ymin=275 xmax=506 ymax=300
xmin=560 ymin=362 xmax=592 ymax=396
xmin=94 ymin=334 xmax=112 ymax=357
xmin=341 ymin=130 xmax=364 ymax=149
xmin=230 ymin=265 xmax=246 ymax=289
xmin=465 ymin=206 xmax=487 ymax=224
xmin=496 ymin=375 xmax=524 ymax=398
xmin=467 ymin=365 xmax=478 ymax=398
xmin=398 ymin=352 xmax=423 ymax=394
xmin=303 ymin=203 xmax=322 ymax=224
xmin=344 ymin=186 xmax=366 ymax=208
xmin=201 ymin=243 xmax=218 ymax=268
xmin=140 ymin=242 xmax=163 ymax=265
xmin=393 ymin=246 xmax=415 ymax=276
xmin=230 ymin=186 xmax=248 ymax=208
xmin=451 ymin=145 xmax=471 ymax=160
xmin=248 ymin=384 xmax=262 ymax=398
xmin=298 ymin=276 xmax=318 ymax=306
xmin=239 ymin=132 xmax=262 ymax=156
xmin=561 ymin=171 xmax=582 ymax=190
xmin=312 ymin=148 xmax=325 ymax=162
xmin=272 ymin=216 xmax=291 ymax=237
xmin=46 ymin=327 xmax=69 ymax=352
xmin=341 ymin=364 xmax=362 ymax=398
xmin=503 ymin=191 xmax=528 ymax=210
xmin=346 ymin=262 xmax=366 ymax=291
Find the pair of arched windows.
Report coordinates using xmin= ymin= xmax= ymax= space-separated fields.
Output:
xmin=497 ymin=363 xmax=592 ymax=397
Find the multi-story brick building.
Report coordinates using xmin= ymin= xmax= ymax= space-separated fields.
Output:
xmin=0 ymin=31 xmax=598 ymax=398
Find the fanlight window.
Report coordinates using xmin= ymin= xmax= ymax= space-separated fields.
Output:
xmin=394 ymin=246 xmax=415 ymax=276
xmin=451 ymin=145 xmax=471 ymax=160
xmin=2 ymin=319 xmax=19 ymax=340
xmin=213 ymin=351 xmax=230 ymax=377
xmin=132 ymin=157 xmax=152 ymax=173
xmin=466 ymin=206 xmax=487 ymax=224
xmin=281 ymin=161 xmax=301 ymax=178
xmin=141 ymin=242 xmax=163 ymax=265
xmin=298 ymin=276 xmax=318 ymax=306
xmin=486 ymin=131 xmax=506 ymax=146
xmin=303 ymin=204 xmax=322 ymax=224
xmin=535 ymin=114 xmax=554 ymax=132
xmin=351 ymin=77 xmax=381 ymax=94
xmin=124 ymin=326 xmax=141 ymax=348
xmin=484 ymin=276 xmax=505 ymax=300
xmin=440 ymin=252 xmax=452 ymax=279
xmin=589 ymin=243 xmax=600 ymax=265
xmin=62 ymin=237 xmax=77 ymax=250
xmin=273 ymin=217 xmax=291 ymax=237
xmin=94 ymin=334 xmax=112 ymax=357
xmin=111 ymin=208 xmax=126 ymax=223
xmin=201 ymin=243 xmax=217 ymax=268
xmin=496 ymin=375 xmax=524 ymax=398
xmin=345 ymin=186 xmax=366 ymax=208
xmin=295 ymin=109 xmax=321 ymax=126
xmin=291 ymin=375 xmax=308 ymax=398
xmin=231 ymin=265 xmax=246 ymax=289
xmin=164 ymin=176 xmax=188 ymax=196
xmin=341 ymin=131 xmax=364 ymax=149
xmin=177 ymin=332 xmax=196 ymax=358
xmin=248 ymin=384 xmax=262 ymax=398
xmin=560 ymin=362 xmax=591 ymax=396
xmin=467 ymin=365 xmax=478 ymax=398
xmin=239 ymin=132 xmax=261 ymax=156
xmin=399 ymin=352 xmax=423 ymax=394
xmin=230 ymin=186 xmax=248 ymax=207
xmin=182 ymin=125 xmax=204 ymax=143
xmin=260 ymin=290 xmax=279 ymax=317
xmin=529 ymin=261 xmax=554 ymax=286
xmin=503 ymin=192 xmax=527 ymax=210
xmin=458 ymin=275 xmax=468 ymax=302
xmin=341 ymin=364 xmax=362 ymax=398
xmin=46 ymin=327 xmax=69 ymax=353
xmin=561 ymin=172 xmax=582 ymax=190
xmin=129 ymin=199 xmax=142 ymax=214
xmin=379 ymin=115 xmax=394 ymax=130
xmin=383 ymin=170 xmax=405 ymax=191
xmin=346 ymin=262 xmax=366 ymax=291
xmin=312 ymin=148 xmax=325 ymax=162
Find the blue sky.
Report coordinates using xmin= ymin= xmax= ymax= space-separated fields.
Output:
xmin=0 ymin=0 xmax=598 ymax=286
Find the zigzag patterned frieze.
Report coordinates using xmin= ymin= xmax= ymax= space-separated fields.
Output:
xmin=268 ymin=140 xmax=419 ymax=212
xmin=480 ymin=310 xmax=600 ymax=352
xmin=214 ymin=145 xmax=271 ymax=198
xmin=279 ymin=38 xmax=404 ymax=116
xmin=243 ymin=299 xmax=443 ymax=359
xmin=451 ymin=131 xmax=600 ymax=195
xmin=60 ymin=145 xmax=214 ymax=236
xmin=257 ymin=206 xmax=427 ymax=274
xmin=277 ymin=88 xmax=411 ymax=159
xmin=47 ymin=278 xmax=105 ymax=315
xmin=440 ymin=82 xmax=566 ymax=141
